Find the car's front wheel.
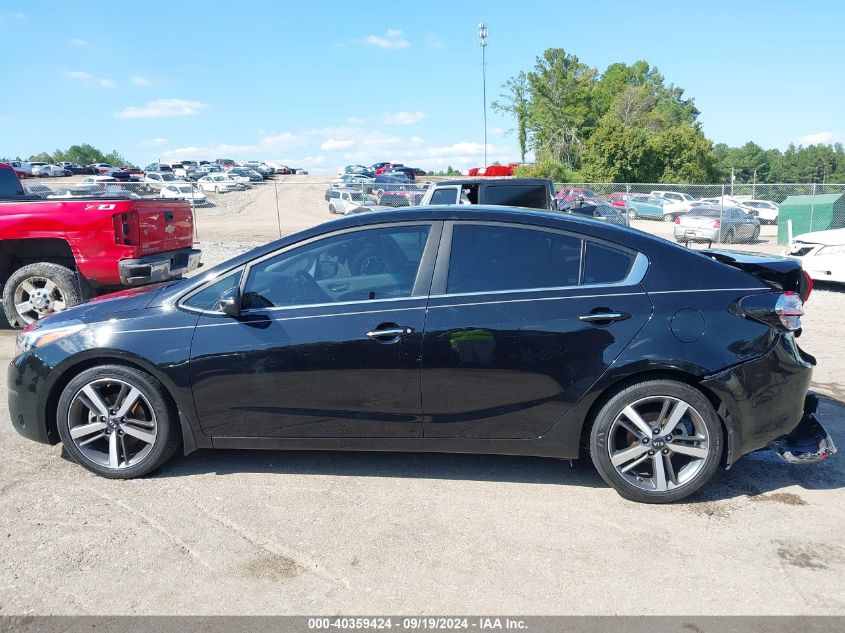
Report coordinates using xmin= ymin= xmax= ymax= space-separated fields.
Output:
xmin=589 ymin=379 xmax=723 ymax=503
xmin=57 ymin=365 xmax=182 ymax=479
xmin=627 ymin=208 xmax=637 ymax=220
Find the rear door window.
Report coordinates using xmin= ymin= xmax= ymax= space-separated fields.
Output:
xmin=429 ymin=187 xmax=460 ymax=205
xmin=484 ymin=185 xmax=548 ymax=209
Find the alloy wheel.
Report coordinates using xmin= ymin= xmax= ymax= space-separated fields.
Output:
xmin=13 ymin=276 xmax=66 ymax=324
xmin=66 ymin=378 xmax=158 ymax=469
xmin=606 ymin=395 xmax=710 ymax=493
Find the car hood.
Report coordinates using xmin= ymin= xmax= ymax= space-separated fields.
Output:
xmin=56 ymin=282 xmax=179 ymax=324
xmin=792 ymin=228 xmax=845 ymax=246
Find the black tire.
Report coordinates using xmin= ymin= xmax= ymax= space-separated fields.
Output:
xmin=627 ymin=208 xmax=637 ymax=220
xmin=56 ymin=364 xmax=181 ymax=479
xmin=329 ymin=204 xmax=336 ymax=214
xmin=589 ymin=379 xmax=723 ymax=503
xmin=722 ymin=229 xmax=734 ymax=244
xmin=752 ymin=226 xmax=760 ymax=241
xmin=3 ymin=262 xmax=81 ymax=328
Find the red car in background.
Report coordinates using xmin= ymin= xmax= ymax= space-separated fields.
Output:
xmin=606 ymin=192 xmax=635 ymax=208
xmin=464 ymin=164 xmax=519 ymax=177
xmin=374 ymin=163 xmax=404 ymax=175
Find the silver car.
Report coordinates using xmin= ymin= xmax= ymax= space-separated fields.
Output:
xmin=674 ymin=206 xmax=761 ymax=244
xmin=328 ymin=188 xmax=378 ymax=215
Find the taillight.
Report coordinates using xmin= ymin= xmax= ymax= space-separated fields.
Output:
xmin=737 ymin=291 xmax=804 ymax=332
xmin=800 ymin=270 xmax=813 ymax=302
xmin=113 ymin=211 xmax=139 ymax=245
xmin=713 ymin=220 xmax=721 ymax=228
xmin=674 ymin=216 xmax=681 ymax=224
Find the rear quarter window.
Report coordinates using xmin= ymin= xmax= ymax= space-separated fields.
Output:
xmin=0 ymin=167 xmax=25 ymax=197
xmin=582 ymin=242 xmax=635 ymax=285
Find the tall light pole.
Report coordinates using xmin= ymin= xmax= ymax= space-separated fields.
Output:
xmin=478 ymin=21 xmax=488 ymax=168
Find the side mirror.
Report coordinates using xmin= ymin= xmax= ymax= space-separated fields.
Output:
xmin=218 ymin=286 xmax=241 ymax=317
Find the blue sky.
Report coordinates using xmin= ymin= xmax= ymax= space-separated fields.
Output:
xmin=1 ymin=0 xmax=843 ymax=173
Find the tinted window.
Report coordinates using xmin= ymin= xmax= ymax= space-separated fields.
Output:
xmin=429 ymin=188 xmax=459 ymax=205
xmin=243 ymin=226 xmax=431 ymax=308
xmin=447 ymin=225 xmax=581 ymax=294
xmin=0 ymin=167 xmax=25 ymax=197
xmin=184 ymin=270 xmax=243 ymax=310
xmin=484 ymin=185 xmax=548 ymax=209
xmin=583 ymin=242 xmax=635 ymax=285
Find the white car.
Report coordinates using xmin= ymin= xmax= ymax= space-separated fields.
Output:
xmin=90 ymin=163 xmax=125 ymax=176
xmin=160 ymin=184 xmax=207 ymax=205
xmin=650 ymin=191 xmax=698 ymax=218
xmin=222 ymin=171 xmax=253 ymax=185
xmin=783 ymin=228 xmax=845 ymax=284
xmin=79 ymin=175 xmax=119 ymax=185
xmin=328 ymin=188 xmax=378 ymax=215
xmin=23 ymin=184 xmax=54 ymax=198
xmin=197 ymin=175 xmax=242 ymax=193
xmin=30 ymin=163 xmax=66 ymax=177
xmin=737 ymin=199 xmax=779 ymax=224
xmin=143 ymin=172 xmax=185 ymax=190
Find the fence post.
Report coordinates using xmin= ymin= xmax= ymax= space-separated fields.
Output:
xmin=810 ymin=182 xmax=816 ymax=233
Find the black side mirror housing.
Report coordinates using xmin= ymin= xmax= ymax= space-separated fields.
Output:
xmin=218 ymin=286 xmax=241 ymax=317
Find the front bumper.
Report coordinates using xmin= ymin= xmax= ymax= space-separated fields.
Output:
xmin=769 ymin=393 xmax=837 ymax=464
xmin=119 ymin=248 xmax=201 ymax=286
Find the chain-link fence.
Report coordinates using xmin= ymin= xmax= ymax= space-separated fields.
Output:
xmin=22 ymin=172 xmax=845 ymax=255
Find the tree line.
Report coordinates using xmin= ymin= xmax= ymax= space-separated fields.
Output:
xmin=494 ymin=49 xmax=845 ymax=184
xmin=2 ymin=144 xmax=135 ymax=169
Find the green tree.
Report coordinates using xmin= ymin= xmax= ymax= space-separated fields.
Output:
xmin=492 ymin=71 xmax=530 ymax=164
xmin=652 ymin=125 xmax=717 ymax=183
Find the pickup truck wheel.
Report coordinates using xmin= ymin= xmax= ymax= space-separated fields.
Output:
xmin=3 ymin=263 xmax=81 ymax=328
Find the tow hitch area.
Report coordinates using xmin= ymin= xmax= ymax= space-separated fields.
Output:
xmin=769 ymin=393 xmax=837 ymax=464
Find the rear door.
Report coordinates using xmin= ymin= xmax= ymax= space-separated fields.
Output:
xmin=421 ymin=221 xmax=652 ymax=440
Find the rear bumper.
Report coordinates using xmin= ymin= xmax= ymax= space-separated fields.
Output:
xmin=675 ymin=227 xmax=719 ymax=241
xmin=119 ymin=248 xmax=201 ymax=286
xmin=769 ymin=393 xmax=837 ymax=464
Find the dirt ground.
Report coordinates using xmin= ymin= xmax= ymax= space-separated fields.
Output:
xmin=1 ymin=176 xmax=843 ymax=615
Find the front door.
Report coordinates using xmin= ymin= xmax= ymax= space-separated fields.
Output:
xmin=189 ymin=222 xmax=440 ymax=438
xmin=421 ymin=222 xmax=652 ymax=439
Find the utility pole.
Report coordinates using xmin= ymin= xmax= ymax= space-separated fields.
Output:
xmin=478 ymin=22 xmax=488 ymax=168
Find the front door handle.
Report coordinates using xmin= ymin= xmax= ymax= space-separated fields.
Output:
xmin=366 ymin=325 xmax=415 ymax=340
xmin=579 ymin=312 xmax=631 ymax=324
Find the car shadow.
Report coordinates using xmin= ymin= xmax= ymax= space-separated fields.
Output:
xmin=151 ymin=394 xmax=845 ymax=504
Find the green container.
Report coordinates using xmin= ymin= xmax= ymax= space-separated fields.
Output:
xmin=777 ymin=193 xmax=845 ymax=244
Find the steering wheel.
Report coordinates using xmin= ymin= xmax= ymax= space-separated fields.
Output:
xmin=293 ymin=269 xmax=329 ymax=303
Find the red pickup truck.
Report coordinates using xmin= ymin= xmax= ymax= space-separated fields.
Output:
xmin=0 ymin=162 xmax=200 ymax=327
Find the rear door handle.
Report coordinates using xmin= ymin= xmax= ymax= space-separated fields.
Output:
xmin=366 ymin=326 xmax=415 ymax=339
xmin=579 ymin=312 xmax=631 ymax=323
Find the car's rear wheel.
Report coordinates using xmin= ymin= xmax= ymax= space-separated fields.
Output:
xmin=589 ymin=379 xmax=723 ymax=503
xmin=329 ymin=204 xmax=336 ymax=214
xmin=3 ymin=262 xmax=81 ymax=328
xmin=722 ymin=229 xmax=734 ymax=244
xmin=627 ymin=208 xmax=637 ymax=220
xmin=663 ymin=214 xmax=675 ymax=222
xmin=57 ymin=365 xmax=181 ymax=479
xmin=752 ymin=226 xmax=760 ymax=241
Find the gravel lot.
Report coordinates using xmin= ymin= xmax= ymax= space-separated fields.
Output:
xmin=1 ymin=177 xmax=843 ymax=615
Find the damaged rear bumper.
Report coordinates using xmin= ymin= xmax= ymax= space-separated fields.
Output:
xmin=768 ymin=393 xmax=838 ymax=464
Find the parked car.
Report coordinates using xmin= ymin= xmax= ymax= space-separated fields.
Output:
xmin=327 ymin=188 xmax=378 ymax=215
xmin=56 ymin=161 xmax=86 ymax=175
xmin=379 ymin=190 xmax=425 ymax=207
xmin=556 ymin=187 xmax=601 ymax=204
xmin=651 ymin=191 xmax=699 ymax=220
xmin=9 ymin=205 xmax=832 ymax=504
xmin=196 ymin=175 xmax=242 ymax=193
xmin=227 ymin=167 xmax=263 ymax=182
xmin=47 ymin=186 xmax=105 ymax=199
xmin=606 ymin=192 xmax=635 ymax=208
xmin=422 ymin=178 xmax=556 ymax=210
xmin=624 ymin=195 xmax=672 ymax=221
xmin=337 ymin=165 xmax=372 ymax=177
xmin=30 ymin=163 xmax=67 ymax=177
xmin=216 ymin=159 xmax=236 ymax=169
xmin=143 ymin=172 xmax=183 ymax=190
xmin=737 ymin=199 xmax=779 ymax=224
xmin=559 ymin=200 xmax=629 ymax=227
xmin=384 ymin=167 xmax=417 ymax=182
xmin=374 ymin=163 xmax=403 ymax=175
xmin=144 ymin=163 xmax=173 ymax=173
xmin=783 ymin=228 xmax=845 ymax=283
xmin=79 ymin=175 xmax=119 ymax=186
xmin=674 ymin=206 xmax=761 ymax=244
xmin=160 ymin=184 xmax=207 ymax=206
xmin=8 ymin=161 xmax=32 ymax=177
xmin=23 ymin=184 xmax=54 ymax=199
xmin=0 ymin=162 xmax=200 ymax=327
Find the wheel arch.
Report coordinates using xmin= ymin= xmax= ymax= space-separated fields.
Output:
xmin=577 ymin=367 xmax=736 ymax=466
xmin=44 ymin=352 xmax=205 ymax=453
xmin=0 ymin=238 xmax=78 ymax=283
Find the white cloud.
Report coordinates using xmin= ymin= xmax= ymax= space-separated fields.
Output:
xmin=115 ymin=99 xmax=209 ymax=119
xmin=141 ymin=138 xmax=168 ymax=146
xmin=65 ymin=70 xmax=93 ymax=81
xmin=426 ymin=34 xmax=445 ymax=49
xmin=320 ymin=138 xmax=355 ymax=150
xmin=98 ymin=78 xmax=116 ymax=88
xmin=346 ymin=117 xmax=365 ymax=126
xmin=383 ymin=111 xmax=426 ymax=125
xmin=363 ymin=29 xmax=410 ymax=49
xmin=64 ymin=70 xmax=115 ymax=88
xmin=69 ymin=38 xmax=87 ymax=47
xmin=794 ymin=132 xmax=845 ymax=146
xmin=130 ymin=76 xmax=151 ymax=86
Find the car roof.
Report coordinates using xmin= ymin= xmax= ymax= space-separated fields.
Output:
xmin=434 ymin=178 xmax=552 ymax=186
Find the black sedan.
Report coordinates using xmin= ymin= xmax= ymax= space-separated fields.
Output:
xmin=8 ymin=207 xmax=836 ymax=502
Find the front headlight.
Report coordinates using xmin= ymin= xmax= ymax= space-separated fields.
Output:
xmin=15 ymin=323 xmax=86 ymax=357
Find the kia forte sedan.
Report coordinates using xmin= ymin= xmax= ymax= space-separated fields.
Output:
xmin=8 ymin=207 xmax=836 ymax=503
